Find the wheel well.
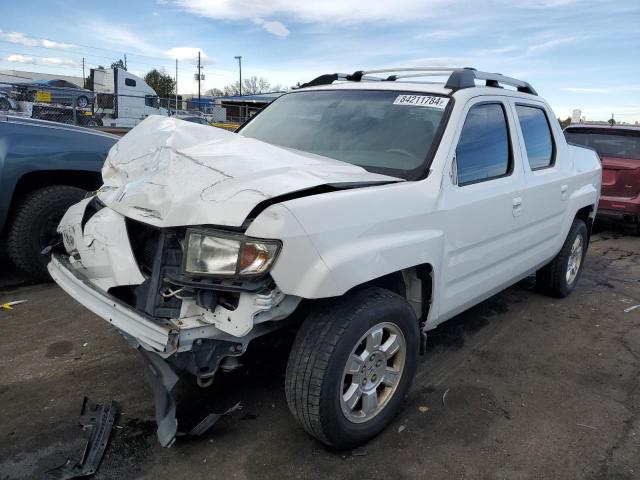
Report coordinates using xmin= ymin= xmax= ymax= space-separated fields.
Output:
xmin=5 ymin=170 xmax=102 ymax=231
xmin=365 ymin=271 xmax=407 ymax=297
xmin=575 ymin=205 xmax=595 ymax=239
xmin=357 ymin=264 xmax=434 ymax=354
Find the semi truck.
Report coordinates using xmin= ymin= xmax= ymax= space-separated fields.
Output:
xmin=0 ymin=68 xmax=168 ymax=128
xmin=91 ymin=67 xmax=169 ymax=128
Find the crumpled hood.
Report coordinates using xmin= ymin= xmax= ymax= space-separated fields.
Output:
xmin=98 ymin=115 xmax=400 ymax=227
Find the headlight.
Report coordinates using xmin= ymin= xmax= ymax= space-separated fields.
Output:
xmin=183 ymin=229 xmax=280 ymax=277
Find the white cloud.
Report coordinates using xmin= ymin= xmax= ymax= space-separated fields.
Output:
xmin=0 ymin=30 xmax=75 ymax=49
xmin=414 ymin=30 xmax=468 ymax=40
xmin=1 ymin=54 xmax=79 ymax=68
xmin=253 ymin=19 xmax=290 ymax=37
xmin=526 ymin=37 xmax=576 ymax=55
xmin=563 ymin=87 xmax=609 ymax=93
xmin=173 ymin=0 xmax=453 ymax=37
xmin=86 ymin=22 xmax=159 ymax=55
xmin=41 ymin=39 xmax=74 ymax=49
xmin=3 ymin=54 xmax=35 ymax=64
xmin=41 ymin=57 xmax=80 ymax=67
xmin=164 ymin=47 xmax=215 ymax=64
xmin=171 ymin=0 xmax=583 ymax=37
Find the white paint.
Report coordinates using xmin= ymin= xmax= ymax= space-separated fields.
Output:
xmin=51 ymin=81 xmax=601 ymax=354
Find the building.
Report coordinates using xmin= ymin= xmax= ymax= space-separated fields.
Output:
xmin=185 ymin=92 xmax=286 ymax=122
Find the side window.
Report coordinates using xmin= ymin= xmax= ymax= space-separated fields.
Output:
xmin=456 ymin=103 xmax=511 ymax=186
xmin=145 ymin=95 xmax=159 ymax=108
xmin=516 ymin=105 xmax=554 ymax=169
xmin=125 ymin=78 xmax=136 ymax=87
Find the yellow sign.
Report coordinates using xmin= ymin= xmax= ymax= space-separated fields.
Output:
xmin=35 ymin=90 xmax=52 ymax=103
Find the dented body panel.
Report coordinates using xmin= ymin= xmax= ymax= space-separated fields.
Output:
xmin=98 ymin=116 xmax=400 ymax=228
xmin=49 ymin=80 xmax=601 ymax=446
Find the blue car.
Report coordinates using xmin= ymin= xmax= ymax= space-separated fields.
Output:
xmin=0 ymin=115 xmax=118 ymax=279
xmin=24 ymin=79 xmax=94 ymax=108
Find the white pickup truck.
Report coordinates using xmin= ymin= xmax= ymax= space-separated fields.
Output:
xmin=49 ymin=67 xmax=601 ymax=449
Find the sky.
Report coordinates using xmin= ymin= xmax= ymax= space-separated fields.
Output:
xmin=0 ymin=0 xmax=639 ymax=122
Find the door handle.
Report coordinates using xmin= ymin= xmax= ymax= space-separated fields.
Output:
xmin=512 ymin=197 xmax=523 ymax=217
xmin=561 ymin=184 xmax=568 ymax=200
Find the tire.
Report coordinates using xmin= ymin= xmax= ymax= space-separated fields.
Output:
xmin=76 ymin=95 xmax=89 ymax=108
xmin=536 ymin=218 xmax=588 ymax=298
xmin=6 ymin=185 xmax=86 ymax=281
xmin=0 ymin=97 xmax=11 ymax=111
xmin=285 ymin=287 xmax=419 ymax=449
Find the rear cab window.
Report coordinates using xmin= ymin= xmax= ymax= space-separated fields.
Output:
xmin=515 ymin=104 xmax=555 ymax=169
xmin=455 ymin=102 xmax=512 ymax=186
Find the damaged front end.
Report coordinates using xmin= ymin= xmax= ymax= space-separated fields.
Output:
xmin=49 ymin=195 xmax=299 ymax=446
xmin=49 ymin=115 xmax=400 ymax=446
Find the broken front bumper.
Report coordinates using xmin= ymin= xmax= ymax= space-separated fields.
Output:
xmin=48 ymin=254 xmax=179 ymax=354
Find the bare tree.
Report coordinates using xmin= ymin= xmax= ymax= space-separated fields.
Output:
xmin=219 ymin=76 xmax=278 ymax=96
xmin=205 ymin=87 xmax=224 ymax=96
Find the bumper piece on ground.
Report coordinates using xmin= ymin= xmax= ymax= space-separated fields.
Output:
xmin=46 ymin=397 xmax=117 ymax=480
xmin=140 ymin=348 xmax=241 ymax=447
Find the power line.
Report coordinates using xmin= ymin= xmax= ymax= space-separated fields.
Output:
xmin=0 ymin=41 xmax=178 ymax=70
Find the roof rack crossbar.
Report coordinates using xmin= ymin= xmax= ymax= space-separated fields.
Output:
xmin=297 ymin=67 xmax=537 ymax=95
xmin=445 ymin=68 xmax=537 ymax=95
xmin=385 ymin=71 xmax=459 ymax=81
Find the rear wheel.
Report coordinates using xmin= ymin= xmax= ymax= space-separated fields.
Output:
xmin=0 ymin=97 xmax=11 ymax=111
xmin=285 ymin=287 xmax=419 ymax=449
xmin=6 ymin=185 xmax=86 ymax=281
xmin=76 ymin=95 xmax=89 ymax=108
xmin=536 ymin=218 xmax=588 ymax=298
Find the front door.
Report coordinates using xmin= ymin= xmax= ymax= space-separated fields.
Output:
xmin=438 ymin=96 xmax=527 ymax=320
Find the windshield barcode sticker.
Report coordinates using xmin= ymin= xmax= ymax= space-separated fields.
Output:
xmin=393 ymin=95 xmax=449 ymax=109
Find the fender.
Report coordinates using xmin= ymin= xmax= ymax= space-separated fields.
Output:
xmin=247 ymin=179 xmax=444 ymax=319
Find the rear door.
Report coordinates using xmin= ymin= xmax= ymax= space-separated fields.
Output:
xmin=438 ymin=96 xmax=527 ymax=319
xmin=510 ymin=99 xmax=571 ymax=269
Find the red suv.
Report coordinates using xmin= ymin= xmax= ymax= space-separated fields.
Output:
xmin=564 ymin=124 xmax=640 ymax=232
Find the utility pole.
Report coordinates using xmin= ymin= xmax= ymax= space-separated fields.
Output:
xmin=124 ymin=54 xmax=127 ymax=70
xmin=197 ymin=51 xmax=201 ymax=111
xmin=234 ymin=55 xmax=242 ymax=96
xmin=175 ymin=59 xmax=178 ymax=113
xmin=82 ymin=57 xmax=85 ymax=84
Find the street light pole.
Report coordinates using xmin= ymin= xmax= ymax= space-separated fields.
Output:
xmin=234 ymin=56 xmax=242 ymax=96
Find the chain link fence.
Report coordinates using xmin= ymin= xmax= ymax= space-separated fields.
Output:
xmin=0 ymin=76 xmax=274 ymax=133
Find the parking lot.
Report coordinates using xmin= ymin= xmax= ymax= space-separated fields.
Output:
xmin=0 ymin=227 xmax=638 ymax=480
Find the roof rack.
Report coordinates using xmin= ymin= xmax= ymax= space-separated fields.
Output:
xmin=297 ymin=67 xmax=537 ymax=96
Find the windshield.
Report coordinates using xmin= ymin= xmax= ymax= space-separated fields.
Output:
xmin=239 ymin=89 xmax=450 ymax=179
xmin=565 ymin=128 xmax=640 ymax=160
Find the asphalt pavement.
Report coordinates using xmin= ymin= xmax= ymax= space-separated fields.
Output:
xmin=0 ymin=228 xmax=638 ymax=480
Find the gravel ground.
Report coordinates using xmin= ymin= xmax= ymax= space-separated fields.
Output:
xmin=0 ymin=228 xmax=638 ymax=480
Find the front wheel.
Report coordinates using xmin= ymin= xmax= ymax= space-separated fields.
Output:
xmin=6 ymin=185 xmax=86 ymax=281
xmin=536 ymin=218 xmax=588 ymax=298
xmin=285 ymin=287 xmax=419 ymax=449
